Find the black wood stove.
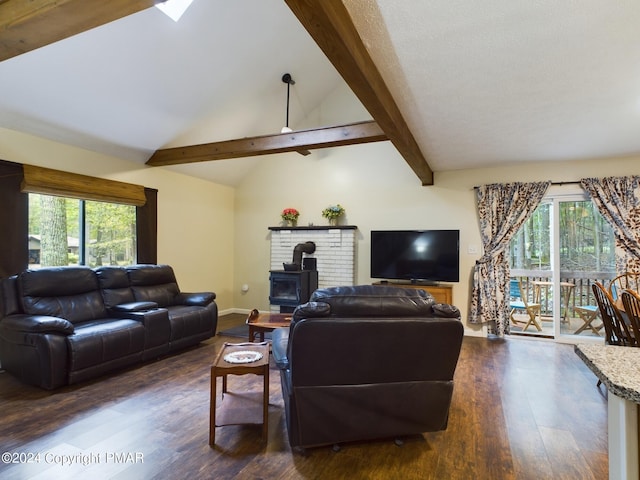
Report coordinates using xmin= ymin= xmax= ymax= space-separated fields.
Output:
xmin=269 ymin=242 xmax=318 ymax=313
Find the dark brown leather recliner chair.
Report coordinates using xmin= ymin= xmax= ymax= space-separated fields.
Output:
xmin=272 ymin=285 xmax=463 ymax=451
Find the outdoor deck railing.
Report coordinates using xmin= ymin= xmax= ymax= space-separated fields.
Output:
xmin=510 ymin=269 xmax=616 ymax=317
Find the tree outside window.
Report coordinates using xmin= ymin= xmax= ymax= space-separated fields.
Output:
xmin=28 ymin=194 xmax=136 ymax=268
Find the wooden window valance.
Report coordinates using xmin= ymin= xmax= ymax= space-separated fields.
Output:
xmin=20 ymin=164 xmax=146 ymax=206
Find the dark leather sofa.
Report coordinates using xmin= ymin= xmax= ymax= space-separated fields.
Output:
xmin=272 ymin=285 xmax=463 ymax=450
xmin=0 ymin=264 xmax=217 ymax=389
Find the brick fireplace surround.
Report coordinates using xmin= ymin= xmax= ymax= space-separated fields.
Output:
xmin=268 ymin=226 xmax=357 ymax=311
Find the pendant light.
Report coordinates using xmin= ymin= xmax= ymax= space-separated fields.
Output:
xmin=281 ymin=73 xmax=295 ymax=133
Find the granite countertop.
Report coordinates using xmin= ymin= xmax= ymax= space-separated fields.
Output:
xmin=575 ymin=344 xmax=640 ymax=403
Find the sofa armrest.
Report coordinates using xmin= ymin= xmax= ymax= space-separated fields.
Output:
xmin=271 ymin=327 xmax=290 ymax=370
xmin=110 ymin=307 xmax=169 ymax=325
xmin=175 ymin=292 xmax=216 ymax=306
xmin=431 ymin=303 xmax=461 ymax=318
xmin=0 ymin=314 xmax=74 ymax=335
xmin=292 ymin=301 xmax=331 ymax=322
xmin=111 ymin=301 xmax=159 ymax=312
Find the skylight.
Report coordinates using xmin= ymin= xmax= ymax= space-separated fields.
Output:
xmin=155 ymin=0 xmax=195 ymax=22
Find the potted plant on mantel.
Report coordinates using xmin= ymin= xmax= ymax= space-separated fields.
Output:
xmin=281 ymin=208 xmax=300 ymax=227
xmin=322 ymin=204 xmax=345 ymax=226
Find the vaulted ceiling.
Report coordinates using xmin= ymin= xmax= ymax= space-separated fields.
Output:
xmin=2 ymin=0 xmax=640 ymax=187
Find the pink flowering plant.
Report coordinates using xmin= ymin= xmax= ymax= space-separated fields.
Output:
xmin=281 ymin=208 xmax=300 ymax=222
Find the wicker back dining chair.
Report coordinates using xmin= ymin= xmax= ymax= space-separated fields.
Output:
xmin=592 ymin=282 xmax=633 ymax=347
xmin=620 ymin=289 xmax=640 ymax=346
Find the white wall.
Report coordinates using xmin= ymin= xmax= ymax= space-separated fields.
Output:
xmin=0 ymin=128 xmax=236 ymax=311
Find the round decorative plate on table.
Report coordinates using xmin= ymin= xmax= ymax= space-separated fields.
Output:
xmin=223 ymin=350 xmax=263 ymax=364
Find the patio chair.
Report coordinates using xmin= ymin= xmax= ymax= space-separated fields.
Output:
xmin=609 ymin=272 xmax=640 ymax=301
xmin=573 ymin=305 xmax=603 ymax=335
xmin=509 ymin=279 xmax=542 ymax=332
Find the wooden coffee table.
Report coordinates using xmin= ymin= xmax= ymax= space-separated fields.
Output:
xmin=209 ymin=341 xmax=270 ymax=445
xmin=246 ymin=309 xmax=292 ymax=342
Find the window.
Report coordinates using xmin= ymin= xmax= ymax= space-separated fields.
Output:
xmin=28 ymin=194 xmax=136 ymax=268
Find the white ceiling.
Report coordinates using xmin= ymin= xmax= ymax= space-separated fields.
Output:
xmin=2 ymin=0 xmax=640 ymax=186
xmin=354 ymin=0 xmax=640 ymax=171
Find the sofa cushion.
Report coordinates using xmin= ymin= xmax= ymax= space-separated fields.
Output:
xmin=165 ymin=305 xmax=214 ymax=341
xmin=96 ymin=266 xmax=135 ymax=309
xmin=131 ymin=284 xmax=180 ymax=307
xmin=309 ymin=285 xmax=435 ymax=318
xmin=67 ymin=318 xmax=145 ymax=372
xmin=18 ymin=267 xmax=109 ymax=323
xmin=127 ymin=264 xmax=176 ymax=285
xmin=127 ymin=265 xmax=180 ymax=307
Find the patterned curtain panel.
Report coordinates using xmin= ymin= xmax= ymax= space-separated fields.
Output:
xmin=581 ymin=176 xmax=640 ymax=273
xmin=470 ymin=181 xmax=550 ymax=336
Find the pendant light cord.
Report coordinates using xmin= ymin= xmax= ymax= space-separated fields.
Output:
xmin=281 ymin=73 xmax=295 ymax=132
xmin=285 ymin=80 xmax=290 ymax=129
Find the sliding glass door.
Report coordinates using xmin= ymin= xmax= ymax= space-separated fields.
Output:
xmin=556 ymin=197 xmax=615 ymax=339
xmin=510 ymin=190 xmax=615 ymax=341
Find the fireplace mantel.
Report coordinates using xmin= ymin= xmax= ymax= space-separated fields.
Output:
xmin=269 ymin=225 xmax=357 ymax=231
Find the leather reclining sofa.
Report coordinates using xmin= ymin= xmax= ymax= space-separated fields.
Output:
xmin=0 ymin=264 xmax=217 ymax=389
xmin=272 ymin=285 xmax=464 ymax=450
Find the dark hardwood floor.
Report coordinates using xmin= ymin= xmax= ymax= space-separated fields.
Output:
xmin=0 ymin=314 xmax=608 ymax=479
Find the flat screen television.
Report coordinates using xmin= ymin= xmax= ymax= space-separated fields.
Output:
xmin=370 ymin=230 xmax=460 ymax=283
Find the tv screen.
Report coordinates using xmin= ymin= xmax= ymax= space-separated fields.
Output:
xmin=370 ymin=230 xmax=460 ymax=283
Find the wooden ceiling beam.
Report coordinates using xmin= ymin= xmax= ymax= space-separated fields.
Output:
xmin=0 ymin=0 xmax=159 ymax=62
xmin=146 ymin=120 xmax=386 ymax=166
xmin=284 ymin=0 xmax=434 ymax=185
xmin=1 ymin=0 xmax=433 ymax=184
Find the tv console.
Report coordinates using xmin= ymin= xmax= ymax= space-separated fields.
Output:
xmin=372 ymin=281 xmax=453 ymax=305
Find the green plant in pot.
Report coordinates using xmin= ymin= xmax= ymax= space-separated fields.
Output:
xmin=322 ymin=204 xmax=345 ymax=225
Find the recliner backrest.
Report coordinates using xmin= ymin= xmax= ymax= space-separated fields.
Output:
xmin=18 ymin=267 xmax=108 ymax=323
xmin=95 ymin=266 xmax=135 ymax=309
xmin=308 ymin=285 xmax=435 ymax=318
xmin=290 ymin=285 xmax=462 ymax=386
xmin=288 ymin=316 xmax=463 ymax=386
xmin=126 ymin=264 xmax=180 ymax=307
